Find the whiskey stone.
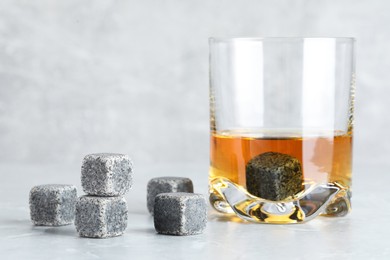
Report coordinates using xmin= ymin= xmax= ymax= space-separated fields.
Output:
xmin=154 ymin=193 xmax=207 ymax=236
xmin=75 ymin=196 xmax=128 ymax=238
xmin=81 ymin=153 xmax=133 ymax=196
xmin=147 ymin=177 xmax=194 ymax=215
xmin=29 ymin=184 xmax=77 ymax=226
xmin=246 ymin=152 xmax=303 ymax=201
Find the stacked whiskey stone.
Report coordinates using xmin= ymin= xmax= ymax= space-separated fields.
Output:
xmin=75 ymin=153 xmax=133 ymax=238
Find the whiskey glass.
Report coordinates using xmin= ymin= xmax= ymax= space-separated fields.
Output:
xmin=209 ymin=37 xmax=355 ymax=223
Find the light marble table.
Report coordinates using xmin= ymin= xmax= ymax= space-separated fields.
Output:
xmin=0 ymin=162 xmax=388 ymax=260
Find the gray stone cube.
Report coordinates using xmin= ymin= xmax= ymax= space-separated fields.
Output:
xmin=154 ymin=193 xmax=207 ymax=236
xmin=147 ymin=177 xmax=194 ymax=214
xmin=75 ymin=196 xmax=128 ymax=238
xmin=246 ymin=152 xmax=303 ymax=201
xmin=29 ymin=184 xmax=77 ymax=226
xmin=81 ymin=153 xmax=133 ymax=196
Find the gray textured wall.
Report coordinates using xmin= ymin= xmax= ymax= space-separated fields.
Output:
xmin=0 ymin=0 xmax=388 ymax=166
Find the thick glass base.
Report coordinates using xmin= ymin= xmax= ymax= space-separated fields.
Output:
xmin=209 ymin=178 xmax=351 ymax=224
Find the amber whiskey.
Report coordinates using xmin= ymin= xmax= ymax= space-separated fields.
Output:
xmin=209 ymin=130 xmax=352 ymax=196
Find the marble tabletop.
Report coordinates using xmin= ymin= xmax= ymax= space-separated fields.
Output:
xmin=0 ymin=162 xmax=388 ymax=260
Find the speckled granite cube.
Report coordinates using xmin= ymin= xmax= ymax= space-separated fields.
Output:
xmin=29 ymin=184 xmax=77 ymax=226
xmin=81 ymin=153 xmax=133 ymax=196
xmin=75 ymin=196 xmax=128 ymax=238
xmin=246 ymin=152 xmax=303 ymax=201
xmin=154 ymin=193 xmax=207 ymax=236
xmin=147 ymin=177 xmax=194 ymax=214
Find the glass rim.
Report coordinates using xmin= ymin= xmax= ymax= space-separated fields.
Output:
xmin=209 ymin=37 xmax=356 ymax=43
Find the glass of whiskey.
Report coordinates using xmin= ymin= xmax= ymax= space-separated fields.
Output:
xmin=209 ymin=37 xmax=355 ymax=223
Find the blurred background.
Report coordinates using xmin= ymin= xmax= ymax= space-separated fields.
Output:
xmin=0 ymin=0 xmax=388 ymax=168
